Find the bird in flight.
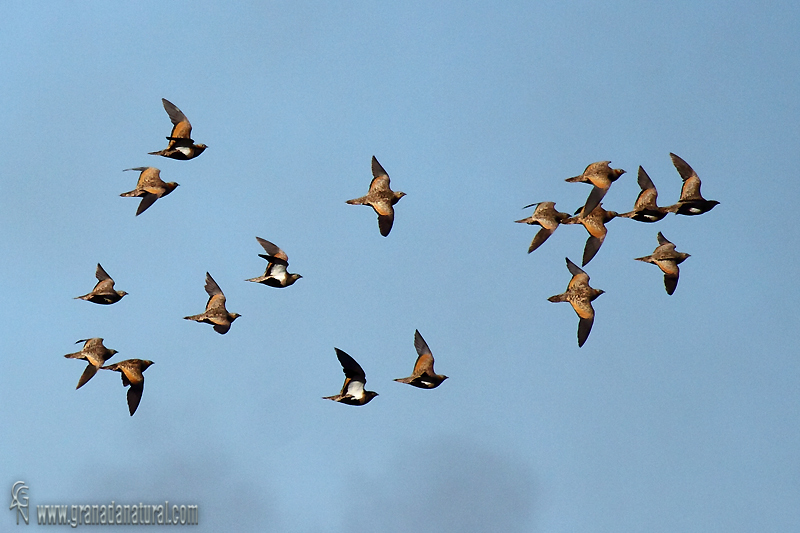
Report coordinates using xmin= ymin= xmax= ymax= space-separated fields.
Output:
xmin=75 ymin=263 xmax=128 ymax=304
xmin=149 ymin=98 xmax=207 ymax=160
xmin=346 ymin=156 xmax=406 ymax=237
xmin=323 ymin=348 xmax=378 ymax=405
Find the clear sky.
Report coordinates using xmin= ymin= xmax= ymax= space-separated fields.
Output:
xmin=2 ymin=1 xmax=799 ymax=531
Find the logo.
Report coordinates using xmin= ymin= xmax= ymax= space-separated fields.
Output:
xmin=10 ymin=481 xmax=29 ymax=525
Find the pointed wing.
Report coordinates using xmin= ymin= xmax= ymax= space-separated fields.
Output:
xmin=670 ymin=153 xmax=698 ymax=182
xmin=637 ymin=166 xmax=656 ymax=191
xmin=663 ymin=271 xmax=679 ymax=295
xmin=75 ymin=364 xmax=98 ymax=389
xmin=528 ymin=227 xmax=554 ymax=253
xmin=95 ymin=264 xmax=112 ymax=282
xmin=376 ymin=208 xmax=395 ymax=237
xmin=565 ymin=257 xmax=586 ymax=278
xmin=582 ymin=186 xmax=607 ymax=218
xmin=670 ymin=153 xmax=704 ymax=200
xmin=135 ymin=193 xmax=159 ymax=216
xmin=127 ymin=383 xmax=144 ymax=416
xmin=334 ymin=348 xmax=367 ymax=381
xmin=634 ymin=167 xmax=659 ymax=209
xmin=204 ymin=273 xmax=227 ymax=309
xmin=371 ymin=156 xmax=389 ymax=179
xmin=162 ymin=98 xmax=193 ymax=140
xmin=412 ymin=330 xmax=436 ymax=376
xmin=255 ymin=237 xmax=289 ymax=264
xmin=577 ymin=316 xmax=594 ymax=347
xmin=582 ymin=235 xmax=604 ymax=266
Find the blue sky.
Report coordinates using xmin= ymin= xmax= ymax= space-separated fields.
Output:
xmin=2 ymin=1 xmax=799 ymax=531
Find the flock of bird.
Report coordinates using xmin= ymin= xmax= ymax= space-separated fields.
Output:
xmin=64 ymin=98 xmax=448 ymax=414
xmin=517 ymin=156 xmax=718 ymax=347
xmin=64 ymin=99 xmax=718 ymax=414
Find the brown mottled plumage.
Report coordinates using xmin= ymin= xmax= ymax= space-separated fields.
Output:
xmin=548 ymin=258 xmax=604 ymax=347
xmin=666 ymin=153 xmax=719 ymax=215
xmin=245 ymin=237 xmax=302 ymax=288
xmin=101 ymin=359 xmax=154 ymax=416
xmin=184 ymin=273 xmax=241 ymax=334
xmin=323 ymin=348 xmax=378 ymax=405
xmin=120 ymin=167 xmax=179 ymax=216
xmin=563 ymin=203 xmax=619 ymax=266
xmin=346 ymin=156 xmax=406 ymax=237
xmin=64 ymin=338 xmax=118 ymax=389
xmin=148 ymin=98 xmax=207 ymax=160
xmin=565 ymin=161 xmax=625 ymax=218
xmin=618 ymin=166 xmax=672 ymax=222
xmin=514 ymin=201 xmax=571 ymax=253
xmin=75 ymin=263 xmax=128 ymax=304
xmin=635 ymin=232 xmax=691 ymax=295
xmin=394 ymin=330 xmax=448 ymax=389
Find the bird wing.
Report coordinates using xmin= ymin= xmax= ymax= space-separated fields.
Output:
xmin=335 ymin=348 xmax=367 ymax=381
xmin=95 ymin=264 xmax=112 ymax=282
xmin=162 ymin=98 xmax=193 ymax=140
xmin=371 ymin=156 xmax=389 ymax=179
xmin=256 ymin=237 xmax=289 ymax=263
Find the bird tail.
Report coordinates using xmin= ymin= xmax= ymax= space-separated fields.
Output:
xmin=547 ymin=294 xmax=567 ymax=303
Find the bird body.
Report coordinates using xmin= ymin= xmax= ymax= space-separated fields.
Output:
xmin=548 ymin=258 xmax=604 ymax=347
xmin=184 ymin=273 xmax=241 ymax=334
xmin=64 ymin=338 xmax=118 ymax=389
xmin=75 ymin=263 xmax=127 ymax=304
xmin=149 ymin=98 xmax=206 ymax=160
xmin=346 ymin=156 xmax=405 ymax=236
xmin=323 ymin=348 xmax=378 ymax=405
xmin=394 ymin=330 xmax=448 ymax=389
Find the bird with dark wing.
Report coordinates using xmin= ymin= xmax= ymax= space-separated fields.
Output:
xmin=635 ymin=232 xmax=691 ymax=295
xmin=148 ymin=98 xmax=207 ymax=160
xmin=101 ymin=359 xmax=154 ymax=416
xmin=618 ymin=166 xmax=672 ymax=222
xmin=245 ymin=237 xmax=302 ymax=288
xmin=565 ymin=161 xmax=625 ymax=218
xmin=548 ymin=258 xmax=604 ymax=347
xmin=666 ymin=153 xmax=719 ymax=216
xmin=120 ymin=167 xmax=179 ymax=216
xmin=323 ymin=348 xmax=378 ymax=405
xmin=514 ymin=201 xmax=571 ymax=253
xmin=75 ymin=263 xmax=127 ymax=304
xmin=64 ymin=338 xmax=118 ymax=389
xmin=346 ymin=156 xmax=406 ymax=237
xmin=394 ymin=330 xmax=448 ymax=389
xmin=562 ymin=203 xmax=619 ymax=266
xmin=184 ymin=273 xmax=241 ymax=334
